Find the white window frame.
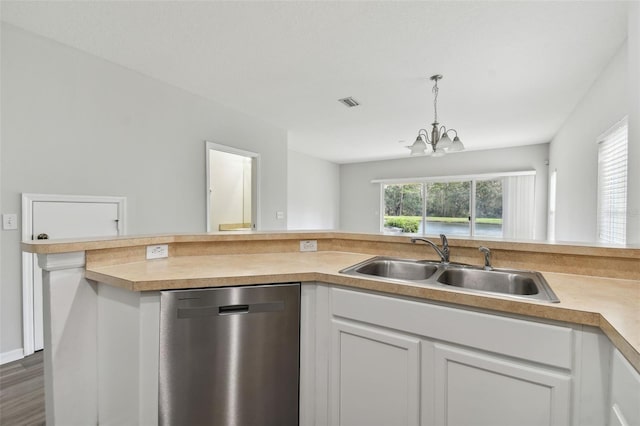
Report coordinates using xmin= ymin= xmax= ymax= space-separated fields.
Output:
xmin=597 ymin=117 xmax=628 ymax=244
xmin=547 ymin=169 xmax=557 ymax=241
xmin=374 ymin=171 xmax=536 ymax=238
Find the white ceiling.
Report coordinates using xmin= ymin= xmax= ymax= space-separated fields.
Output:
xmin=0 ymin=1 xmax=629 ymax=164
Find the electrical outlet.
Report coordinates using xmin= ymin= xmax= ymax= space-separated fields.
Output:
xmin=2 ymin=213 xmax=18 ymax=230
xmin=299 ymin=240 xmax=318 ymax=252
xmin=146 ymin=244 xmax=169 ymax=259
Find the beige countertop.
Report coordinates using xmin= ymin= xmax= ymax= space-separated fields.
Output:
xmin=85 ymin=250 xmax=640 ymax=372
xmin=21 ymin=231 xmax=640 ymax=258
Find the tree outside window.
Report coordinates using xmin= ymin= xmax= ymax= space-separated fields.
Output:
xmin=383 ymin=177 xmax=506 ymax=237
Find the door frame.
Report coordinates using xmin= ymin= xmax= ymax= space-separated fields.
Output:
xmin=21 ymin=193 xmax=127 ymax=356
xmin=205 ymin=141 xmax=261 ymax=232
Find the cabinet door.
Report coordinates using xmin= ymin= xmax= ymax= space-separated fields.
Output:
xmin=433 ymin=344 xmax=571 ymax=426
xmin=330 ymin=319 xmax=420 ymax=426
xmin=609 ymin=349 xmax=640 ymax=426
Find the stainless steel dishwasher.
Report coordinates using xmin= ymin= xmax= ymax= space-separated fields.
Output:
xmin=159 ymin=283 xmax=300 ymax=426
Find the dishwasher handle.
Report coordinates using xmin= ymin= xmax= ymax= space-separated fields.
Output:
xmin=177 ymin=301 xmax=285 ymax=318
xmin=219 ymin=304 xmax=249 ymax=315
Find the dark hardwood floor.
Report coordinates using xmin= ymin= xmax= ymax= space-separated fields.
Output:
xmin=0 ymin=351 xmax=45 ymax=425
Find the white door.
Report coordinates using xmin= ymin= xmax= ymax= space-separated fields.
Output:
xmin=23 ymin=195 xmax=125 ymax=354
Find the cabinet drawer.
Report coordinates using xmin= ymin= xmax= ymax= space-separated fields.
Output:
xmin=331 ymin=287 xmax=574 ymax=369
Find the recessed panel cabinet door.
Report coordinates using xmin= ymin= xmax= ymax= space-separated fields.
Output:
xmin=433 ymin=344 xmax=571 ymax=426
xmin=608 ymin=349 xmax=640 ymax=426
xmin=330 ymin=319 xmax=420 ymax=426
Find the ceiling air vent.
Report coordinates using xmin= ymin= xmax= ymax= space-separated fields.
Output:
xmin=338 ymin=97 xmax=360 ymax=108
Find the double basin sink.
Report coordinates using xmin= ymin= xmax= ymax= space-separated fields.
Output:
xmin=340 ymin=256 xmax=559 ymax=303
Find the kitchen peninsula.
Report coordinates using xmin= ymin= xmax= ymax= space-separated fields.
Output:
xmin=23 ymin=232 xmax=640 ymax=426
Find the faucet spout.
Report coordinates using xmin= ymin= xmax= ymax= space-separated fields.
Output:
xmin=411 ymin=234 xmax=450 ymax=264
xmin=479 ymin=246 xmax=492 ymax=270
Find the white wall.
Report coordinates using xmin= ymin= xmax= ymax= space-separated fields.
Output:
xmin=340 ymin=144 xmax=549 ymax=239
xmin=548 ymin=42 xmax=628 ymax=243
xmin=0 ymin=24 xmax=288 ymax=356
xmin=287 ymin=150 xmax=340 ymax=230
xmin=627 ymin=3 xmax=640 ymax=245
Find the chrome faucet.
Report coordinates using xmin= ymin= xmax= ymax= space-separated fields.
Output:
xmin=479 ymin=246 xmax=492 ymax=270
xmin=411 ymin=234 xmax=450 ymax=264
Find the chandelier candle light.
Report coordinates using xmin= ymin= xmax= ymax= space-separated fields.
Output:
xmin=408 ymin=74 xmax=464 ymax=156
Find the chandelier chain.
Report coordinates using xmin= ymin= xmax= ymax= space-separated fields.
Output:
xmin=432 ymin=79 xmax=439 ymax=124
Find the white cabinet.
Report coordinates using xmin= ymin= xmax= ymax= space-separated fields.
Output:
xmin=41 ymin=266 xmax=639 ymax=426
xmin=312 ymin=285 xmax=577 ymax=426
xmin=330 ymin=320 xmax=420 ymax=426
xmin=608 ymin=348 xmax=640 ymax=426
xmin=431 ymin=343 xmax=571 ymax=426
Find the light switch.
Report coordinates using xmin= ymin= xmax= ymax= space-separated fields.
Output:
xmin=276 ymin=211 xmax=285 ymax=220
xmin=2 ymin=213 xmax=18 ymax=230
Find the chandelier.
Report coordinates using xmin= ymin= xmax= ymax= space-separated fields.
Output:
xmin=408 ymin=74 xmax=464 ymax=156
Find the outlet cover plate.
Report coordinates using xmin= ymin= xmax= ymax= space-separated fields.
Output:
xmin=299 ymin=240 xmax=318 ymax=252
xmin=2 ymin=213 xmax=18 ymax=230
xmin=146 ymin=244 xmax=169 ymax=259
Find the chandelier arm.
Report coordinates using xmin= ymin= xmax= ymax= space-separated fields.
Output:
xmin=418 ymin=128 xmax=432 ymax=143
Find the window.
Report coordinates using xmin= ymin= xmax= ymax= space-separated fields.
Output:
xmin=597 ymin=117 xmax=628 ymax=244
xmin=475 ymin=179 xmax=504 ymax=238
xmin=380 ymin=172 xmax=535 ymax=239
xmin=384 ymin=183 xmax=424 ymax=233
xmin=425 ymin=181 xmax=471 ymax=236
xmin=547 ymin=170 xmax=557 ymax=241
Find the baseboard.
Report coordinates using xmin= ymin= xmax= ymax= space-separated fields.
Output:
xmin=0 ymin=348 xmax=24 ymax=365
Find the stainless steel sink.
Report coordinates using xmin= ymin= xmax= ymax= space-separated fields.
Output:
xmin=340 ymin=256 xmax=559 ymax=303
xmin=354 ymin=258 xmax=439 ymax=281
xmin=437 ymin=268 xmax=538 ymax=295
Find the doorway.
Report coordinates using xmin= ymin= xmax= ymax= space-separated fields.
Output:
xmin=205 ymin=142 xmax=260 ymax=232
xmin=21 ymin=194 xmax=126 ymax=356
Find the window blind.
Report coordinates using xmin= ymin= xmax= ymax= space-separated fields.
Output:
xmin=597 ymin=117 xmax=628 ymax=244
xmin=502 ymin=174 xmax=536 ymax=240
